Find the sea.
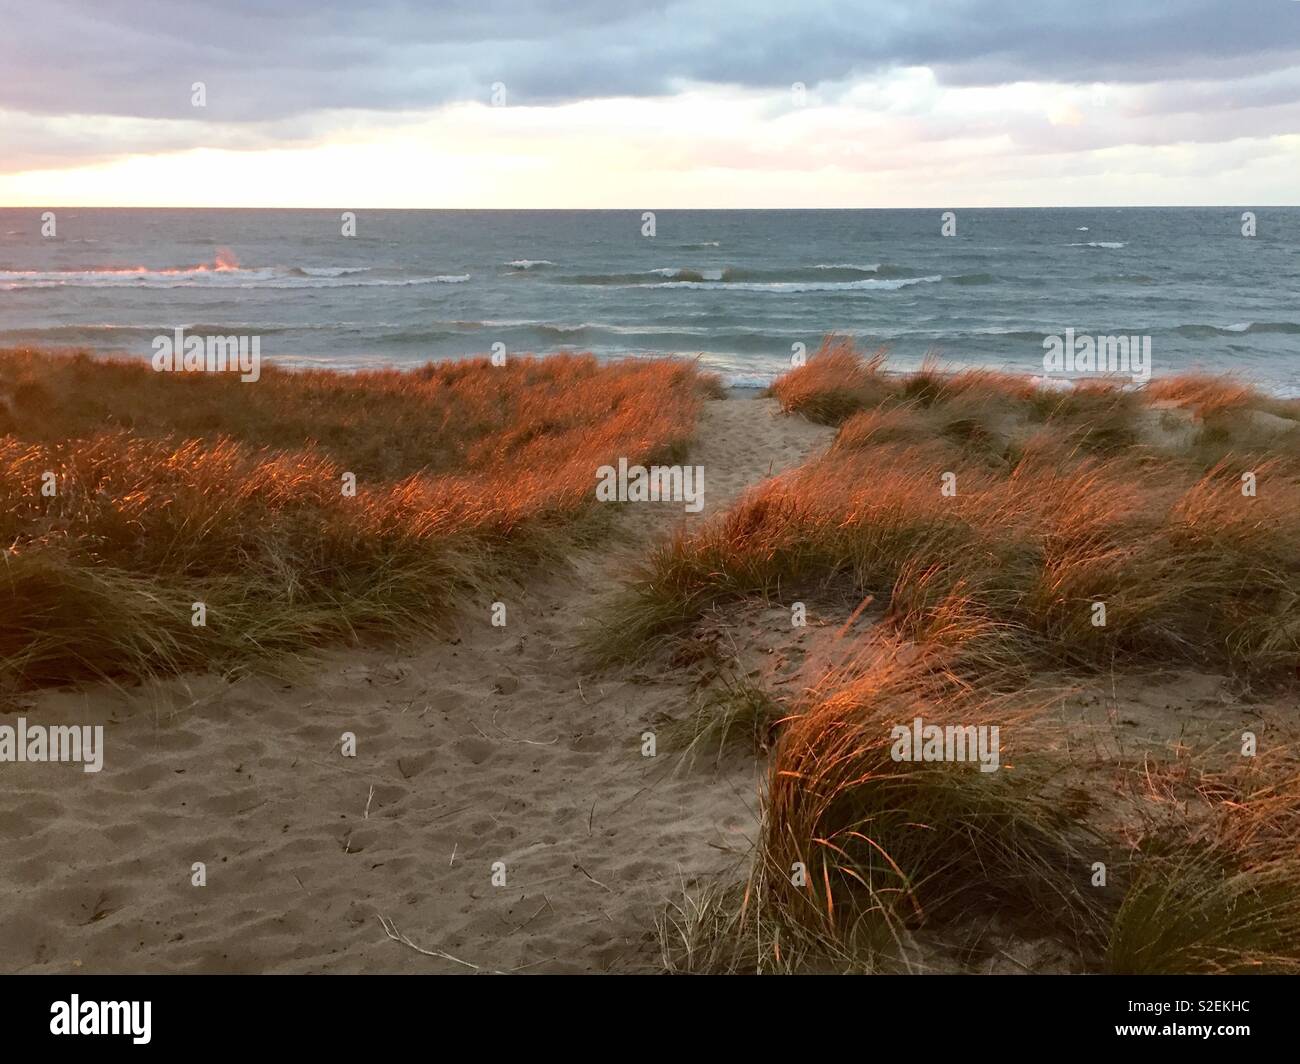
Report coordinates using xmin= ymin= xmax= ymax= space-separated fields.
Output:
xmin=1 ymin=207 xmax=1297 ymax=394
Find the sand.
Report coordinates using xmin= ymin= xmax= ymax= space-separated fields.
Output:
xmin=0 ymin=395 xmax=832 ymax=973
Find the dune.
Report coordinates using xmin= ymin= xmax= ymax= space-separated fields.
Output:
xmin=3 ymin=343 xmax=1298 ymax=976
xmin=0 ymin=392 xmax=830 ymax=973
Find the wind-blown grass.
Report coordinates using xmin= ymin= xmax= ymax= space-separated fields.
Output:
xmin=761 ymin=643 xmax=1107 ymax=948
xmin=0 ymin=348 xmax=717 ymax=688
xmin=635 ymin=340 xmax=1300 ymax=973
xmin=599 ymin=346 xmax=1300 ymax=687
xmin=1106 ymin=753 xmax=1300 ymax=974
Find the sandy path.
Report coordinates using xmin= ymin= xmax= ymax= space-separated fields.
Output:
xmin=0 ymin=396 xmax=833 ymax=973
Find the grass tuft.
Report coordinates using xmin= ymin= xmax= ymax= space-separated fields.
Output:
xmin=1 ymin=348 xmax=715 ymax=688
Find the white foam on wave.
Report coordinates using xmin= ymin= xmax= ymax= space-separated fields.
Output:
xmin=650 ymin=267 xmax=727 ymax=281
xmin=0 ymin=266 xmax=469 ymax=289
xmin=1027 ymin=375 xmax=1081 ymax=392
xmin=640 ymin=275 xmax=941 ymax=293
xmin=720 ymin=373 xmax=776 ymax=389
xmin=1066 ymin=241 xmax=1126 ymax=249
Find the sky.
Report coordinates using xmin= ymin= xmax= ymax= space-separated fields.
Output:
xmin=1 ymin=0 xmax=1298 ymax=208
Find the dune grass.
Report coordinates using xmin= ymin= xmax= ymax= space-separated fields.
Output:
xmin=661 ymin=635 xmax=1300 ymax=974
xmin=775 ymin=338 xmax=1300 ymax=422
xmin=600 ymin=345 xmax=1300 ymax=688
xmin=1105 ymin=751 xmax=1300 ymax=975
xmin=633 ymin=339 xmax=1300 ymax=974
xmin=598 ymin=442 xmax=1299 ymax=685
xmin=0 ymin=348 xmax=717 ymax=689
xmin=1107 ymin=846 xmax=1300 ymax=975
xmin=666 ymin=687 xmax=1300 ymax=973
xmin=768 ymin=336 xmax=893 ymax=423
xmin=671 ymin=677 xmax=786 ymax=764
xmin=759 ymin=643 xmax=1108 ymax=949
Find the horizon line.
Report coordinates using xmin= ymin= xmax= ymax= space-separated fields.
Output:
xmin=4 ymin=203 xmax=1299 ymax=211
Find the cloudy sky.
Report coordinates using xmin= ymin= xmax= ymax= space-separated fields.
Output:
xmin=2 ymin=0 xmax=1298 ymax=207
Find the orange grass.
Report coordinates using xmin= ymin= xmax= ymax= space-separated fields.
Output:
xmin=768 ymin=336 xmax=890 ymax=423
xmin=605 ymin=442 xmax=1299 ymax=684
xmin=677 ymin=660 xmax=1300 ymax=973
xmin=1145 ymin=373 xmax=1264 ymax=416
xmin=1103 ymin=751 xmax=1300 ymax=974
xmin=605 ymin=344 xmax=1300 ymax=685
xmin=1 ymin=348 xmax=716 ymax=688
xmin=760 ymin=640 xmax=1104 ymax=946
xmin=772 ymin=338 xmax=1300 ymax=463
xmin=643 ymin=343 xmax=1300 ymax=972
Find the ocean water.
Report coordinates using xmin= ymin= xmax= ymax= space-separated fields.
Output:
xmin=1 ymin=207 xmax=1297 ymax=394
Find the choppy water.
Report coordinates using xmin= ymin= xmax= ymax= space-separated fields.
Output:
xmin=1 ymin=207 xmax=1297 ymax=393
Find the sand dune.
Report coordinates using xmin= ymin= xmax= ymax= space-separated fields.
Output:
xmin=0 ymin=396 xmax=832 ymax=973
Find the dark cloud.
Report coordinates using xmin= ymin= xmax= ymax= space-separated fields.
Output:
xmin=2 ymin=0 xmax=1298 ymax=123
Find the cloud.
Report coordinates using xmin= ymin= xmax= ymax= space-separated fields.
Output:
xmin=3 ymin=0 xmax=1298 ymax=122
